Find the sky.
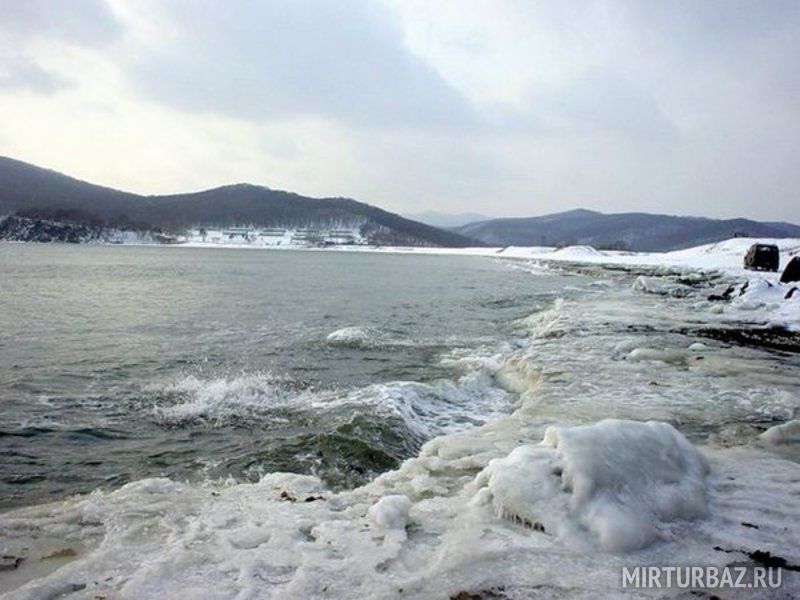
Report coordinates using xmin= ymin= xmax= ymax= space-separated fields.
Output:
xmin=0 ymin=0 xmax=798 ymax=222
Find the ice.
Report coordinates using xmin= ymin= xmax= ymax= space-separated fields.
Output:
xmin=2 ymin=421 xmax=798 ymax=598
xmin=368 ymin=494 xmax=412 ymax=529
xmin=632 ymin=275 xmax=691 ymax=297
xmin=551 ymin=245 xmax=602 ymax=258
xmin=475 ymin=420 xmax=709 ymax=552
xmin=729 ymin=278 xmax=800 ymax=331
xmin=760 ymin=420 xmax=800 ymax=445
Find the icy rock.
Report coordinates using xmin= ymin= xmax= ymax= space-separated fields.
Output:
xmin=633 ymin=276 xmax=692 ymax=297
xmin=367 ymin=495 xmax=412 ymax=529
xmin=475 ymin=419 xmax=710 ymax=552
xmin=627 ymin=347 xmax=686 ymax=364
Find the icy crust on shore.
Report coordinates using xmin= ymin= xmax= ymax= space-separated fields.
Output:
xmin=475 ymin=420 xmax=710 ymax=552
xmin=1 ymin=422 xmax=798 ymax=599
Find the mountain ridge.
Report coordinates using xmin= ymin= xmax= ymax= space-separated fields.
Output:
xmin=0 ymin=156 xmax=478 ymax=247
xmin=452 ymin=208 xmax=800 ymax=252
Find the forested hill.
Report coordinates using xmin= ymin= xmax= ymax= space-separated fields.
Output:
xmin=0 ymin=156 xmax=478 ymax=247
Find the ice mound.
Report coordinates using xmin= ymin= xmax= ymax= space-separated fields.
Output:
xmin=475 ymin=419 xmax=710 ymax=552
xmin=626 ymin=347 xmax=687 ymax=364
xmin=632 ymin=275 xmax=692 ymax=297
xmin=367 ymin=494 xmax=412 ymax=529
xmin=326 ymin=326 xmax=384 ymax=348
xmin=552 ymin=245 xmax=601 ymax=258
xmin=729 ymin=278 xmax=800 ymax=330
xmin=759 ymin=420 xmax=800 ymax=445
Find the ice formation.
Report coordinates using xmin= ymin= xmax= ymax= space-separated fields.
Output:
xmin=475 ymin=420 xmax=710 ymax=552
xmin=760 ymin=420 xmax=800 ymax=445
xmin=368 ymin=494 xmax=412 ymax=529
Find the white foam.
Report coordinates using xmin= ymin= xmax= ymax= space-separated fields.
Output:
xmin=149 ymin=373 xmax=297 ymax=425
xmin=325 ymin=326 xmax=384 ymax=349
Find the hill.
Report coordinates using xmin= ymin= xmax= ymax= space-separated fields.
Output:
xmin=403 ymin=211 xmax=493 ymax=228
xmin=452 ymin=208 xmax=800 ymax=252
xmin=0 ymin=156 xmax=478 ymax=247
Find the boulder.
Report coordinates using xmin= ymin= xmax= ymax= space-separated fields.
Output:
xmin=780 ymin=256 xmax=800 ymax=284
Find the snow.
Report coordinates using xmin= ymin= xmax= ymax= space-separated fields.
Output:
xmin=2 ymin=424 xmax=798 ymax=598
xmin=759 ymin=420 xmax=800 ymax=445
xmin=475 ymin=420 xmax=709 ymax=552
xmin=368 ymin=494 xmax=412 ymax=529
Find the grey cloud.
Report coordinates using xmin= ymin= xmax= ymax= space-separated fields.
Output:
xmin=0 ymin=0 xmax=122 ymax=45
xmin=0 ymin=60 xmax=72 ymax=94
xmin=534 ymin=69 xmax=675 ymax=138
xmin=128 ymin=0 xmax=476 ymax=128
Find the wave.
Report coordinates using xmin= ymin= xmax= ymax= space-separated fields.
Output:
xmin=149 ymin=373 xmax=302 ymax=426
xmin=325 ymin=326 xmax=387 ymax=349
xmin=147 ymin=365 xmax=515 ymax=440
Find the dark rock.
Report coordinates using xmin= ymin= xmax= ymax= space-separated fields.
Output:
xmin=713 ymin=546 xmax=800 ymax=571
xmin=738 ymin=280 xmax=750 ymax=296
xmin=786 ymin=287 xmax=798 ymax=299
xmin=780 ymin=256 xmax=800 ymax=284
xmin=693 ymin=326 xmax=800 ymax=354
xmin=746 ymin=549 xmax=800 ymax=571
xmin=708 ymin=284 xmax=737 ymax=302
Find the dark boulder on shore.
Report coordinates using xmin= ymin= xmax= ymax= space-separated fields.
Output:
xmin=780 ymin=256 xmax=800 ymax=284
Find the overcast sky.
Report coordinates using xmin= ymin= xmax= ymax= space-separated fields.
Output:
xmin=0 ymin=1 xmax=798 ymax=221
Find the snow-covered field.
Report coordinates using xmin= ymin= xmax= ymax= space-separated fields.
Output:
xmin=1 ymin=238 xmax=799 ymax=598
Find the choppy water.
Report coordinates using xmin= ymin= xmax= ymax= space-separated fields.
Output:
xmin=0 ymin=245 xmax=580 ymax=508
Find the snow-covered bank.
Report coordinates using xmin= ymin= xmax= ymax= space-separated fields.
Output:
xmin=334 ymin=237 xmax=800 ymax=277
xmin=1 ymin=420 xmax=797 ymax=598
